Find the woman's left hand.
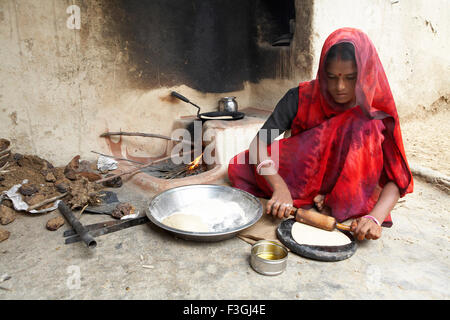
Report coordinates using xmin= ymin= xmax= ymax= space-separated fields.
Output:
xmin=350 ymin=217 xmax=382 ymax=240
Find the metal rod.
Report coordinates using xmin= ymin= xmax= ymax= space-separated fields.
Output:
xmin=58 ymin=202 xmax=97 ymax=249
xmin=63 ymin=216 xmax=149 ymax=244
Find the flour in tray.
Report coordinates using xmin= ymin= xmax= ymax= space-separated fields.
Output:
xmin=162 ymin=199 xmax=246 ymax=232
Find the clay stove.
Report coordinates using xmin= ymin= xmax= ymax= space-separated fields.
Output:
xmin=104 ymin=108 xmax=271 ymax=193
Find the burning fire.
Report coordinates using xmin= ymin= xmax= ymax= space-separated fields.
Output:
xmin=188 ymin=153 xmax=203 ymax=171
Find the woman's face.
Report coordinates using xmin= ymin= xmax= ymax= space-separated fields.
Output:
xmin=325 ymin=59 xmax=357 ymax=107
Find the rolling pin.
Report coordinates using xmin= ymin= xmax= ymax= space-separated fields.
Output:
xmin=291 ymin=208 xmax=351 ymax=232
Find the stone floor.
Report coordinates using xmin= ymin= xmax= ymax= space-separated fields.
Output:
xmin=0 ymin=177 xmax=449 ymax=300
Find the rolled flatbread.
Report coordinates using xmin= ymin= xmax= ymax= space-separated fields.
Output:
xmin=200 ymin=115 xmax=234 ymax=120
xmin=291 ymin=222 xmax=351 ymax=246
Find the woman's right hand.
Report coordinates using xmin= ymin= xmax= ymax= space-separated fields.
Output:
xmin=350 ymin=217 xmax=382 ymax=240
xmin=266 ymin=185 xmax=294 ymax=219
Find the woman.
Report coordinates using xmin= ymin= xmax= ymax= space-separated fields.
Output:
xmin=228 ymin=28 xmax=413 ymax=241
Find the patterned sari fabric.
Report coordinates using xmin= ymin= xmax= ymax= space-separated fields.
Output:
xmin=228 ymin=28 xmax=413 ymax=226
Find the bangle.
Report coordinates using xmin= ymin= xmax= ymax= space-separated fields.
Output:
xmin=362 ymin=215 xmax=381 ymax=226
xmin=256 ymin=159 xmax=275 ymax=175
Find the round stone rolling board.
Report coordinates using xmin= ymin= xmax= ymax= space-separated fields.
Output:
xmin=276 ymin=218 xmax=357 ymax=262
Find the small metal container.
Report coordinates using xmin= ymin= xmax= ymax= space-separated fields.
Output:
xmin=250 ymin=240 xmax=288 ymax=276
xmin=218 ymin=97 xmax=238 ymax=112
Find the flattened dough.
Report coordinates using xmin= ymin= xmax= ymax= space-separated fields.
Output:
xmin=162 ymin=213 xmax=209 ymax=232
xmin=200 ymin=115 xmax=234 ymax=120
xmin=291 ymin=222 xmax=351 ymax=246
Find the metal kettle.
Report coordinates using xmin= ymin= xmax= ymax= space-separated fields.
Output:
xmin=218 ymin=97 xmax=238 ymax=113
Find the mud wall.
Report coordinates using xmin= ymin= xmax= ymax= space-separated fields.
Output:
xmin=0 ymin=0 xmax=306 ymax=165
xmin=310 ymin=0 xmax=450 ymax=119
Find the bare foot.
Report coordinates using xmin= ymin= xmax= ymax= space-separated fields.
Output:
xmin=313 ymin=194 xmax=325 ymax=211
xmin=313 ymin=194 xmax=332 ymax=216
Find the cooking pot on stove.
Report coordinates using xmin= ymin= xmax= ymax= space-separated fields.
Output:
xmin=218 ymin=97 xmax=238 ymax=112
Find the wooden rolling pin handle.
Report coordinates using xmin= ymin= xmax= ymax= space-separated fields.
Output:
xmin=293 ymin=208 xmax=337 ymax=231
xmin=336 ymin=223 xmax=351 ymax=231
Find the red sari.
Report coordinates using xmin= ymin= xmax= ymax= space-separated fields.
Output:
xmin=228 ymin=28 xmax=413 ymax=226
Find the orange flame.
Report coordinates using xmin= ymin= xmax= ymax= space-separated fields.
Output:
xmin=188 ymin=153 xmax=203 ymax=170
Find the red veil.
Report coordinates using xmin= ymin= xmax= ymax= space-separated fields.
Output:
xmin=228 ymin=28 xmax=413 ymax=225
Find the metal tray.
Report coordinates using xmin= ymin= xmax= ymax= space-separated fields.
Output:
xmin=146 ymin=184 xmax=263 ymax=242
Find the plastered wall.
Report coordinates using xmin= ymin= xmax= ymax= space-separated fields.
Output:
xmin=0 ymin=0 xmax=303 ymax=165
xmin=309 ymin=0 xmax=450 ymax=119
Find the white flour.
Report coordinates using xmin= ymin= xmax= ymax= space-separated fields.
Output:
xmin=162 ymin=199 xmax=246 ymax=232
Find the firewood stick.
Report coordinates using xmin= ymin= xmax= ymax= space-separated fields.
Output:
xmin=90 ymin=151 xmax=146 ymax=165
xmin=95 ymin=150 xmax=195 ymax=184
xmin=27 ymin=193 xmax=68 ymax=211
xmin=100 ymin=131 xmax=194 ymax=145
xmin=76 ymin=204 xmax=89 ymax=220
xmin=166 ymin=168 xmax=184 ymax=179
xmin=169 ymin=168 xmax=188 ymax=180
xmin=0 ymin=162 xmax=10 ymax=171
xmin=0 ymin=148 xmax=11 ymax=157
xmin=95 ymin=156 xmax=173 ymax=184
xmin=0 ymin=153 xmax=10 ymax=162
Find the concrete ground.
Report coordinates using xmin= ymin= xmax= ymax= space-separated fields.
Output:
xmin=0 ymin=176 xmax=449 ymax=300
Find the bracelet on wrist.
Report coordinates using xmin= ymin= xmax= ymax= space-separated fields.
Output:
xmin=256 ymin=159 xmax=275 ymax=175
xmin=362 ymin=215 xmax=381 ymax=226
